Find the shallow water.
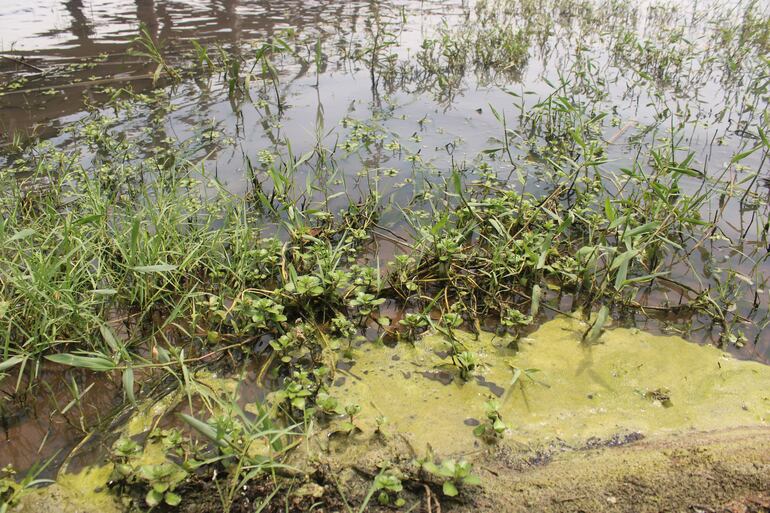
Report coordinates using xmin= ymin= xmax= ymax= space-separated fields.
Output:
xmin=2 ymin=1 xmax=766 ymax=349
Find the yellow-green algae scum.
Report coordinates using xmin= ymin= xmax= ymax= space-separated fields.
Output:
xmin=13 ymin=373 xmax=234 ymax=513
xmin=332 ymin=317 xmax=770 ymax=455
xmin=13 ymin=318 xmax=770 ymax=512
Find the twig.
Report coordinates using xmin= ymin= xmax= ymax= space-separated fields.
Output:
xmin=1 ymin=55 xmax=44 ymax=73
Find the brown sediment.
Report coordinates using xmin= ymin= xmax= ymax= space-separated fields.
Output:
xmin=466 ymin=426 xmax=770 ymax=513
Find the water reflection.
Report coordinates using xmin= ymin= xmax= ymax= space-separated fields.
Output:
xmin=64 ymin=0 xmax=95 ymax=47
xmin=0 ymin=0 xmax=420 ymax=139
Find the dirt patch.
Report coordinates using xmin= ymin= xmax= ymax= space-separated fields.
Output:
xmin=468 ymin=426 xmax=770 ymax=513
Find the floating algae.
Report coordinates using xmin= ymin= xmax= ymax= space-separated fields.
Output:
xmin=331 ymin=317 xmax=770 ymax=456
xmin=14 ymin=464 xmax=120 ymax=513
xmin=11 ymin=370 xmax=242 ymax=513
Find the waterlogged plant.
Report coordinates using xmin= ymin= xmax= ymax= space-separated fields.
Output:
xmin=506 ymin=363 xmax=545 ymax=392
xmin=176 ymin=398 xmax=297 ymax=513
xmin=453 ymin=351 xmax=479 ymax=381
xmin=285 ymin=275 xmax=325 ymax=297
xmin=421 ymin=459 xmax=481 ymax=497
xmin=501 ymin=308 xmax=532 ymax=331
xmin=349 ymin=291 xmax=386 ymax=319
xmin=373 ymin=472 xmax=405 ymax=507
xmin=110 ymin=438 xmax=188 ymax=508
xmin=269 ymin=323 xmax=312 ymax=363
xmin=441 ymin=312 xmax=464 ymax=346
xmin=341 ymin=403 xmax=363 ymax=433
xmin=315 ymin=390 xmax=343 ymax=416
xmin=275 ymin=370 xmax=315 ymax=411
xmin=239 ymin=295 xmax=287 ymax=330
xmin=473 ymin=399 xmax=507 ymax=441
xmin=0 ymin=463 xmax=52 ymax=513
xmin=3 ymin=1 xmax=770 ymax=508
xmin=131 ymin=24 xmax=181 ymax=83
xmin=331 ymin=313 xmax=357 ymax=339
xmin=398 ymin=312 xmax=430 ymax=341
xmin=138 ymin=463 xmax=187 ymax=507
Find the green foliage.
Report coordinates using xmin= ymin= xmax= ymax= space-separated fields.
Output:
xmin=472 ymin=399 xmax=508 ymax=441
xmin=110 ymin=437 xmax=188 ymax=509
xmin=349 ymin=292 xmax=385 ymax=317
xmin=373 ymin=472 xmax=405 ymax=507
xmin=0 ymin=463 xmax=52 ymax=512
xmin=421 ymin=459 xmax=481 ymax=497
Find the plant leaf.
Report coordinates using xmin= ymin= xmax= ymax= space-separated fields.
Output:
xmin=123 ymin=367 xmax=136 ymax=405
xmin=0 ymin=355 xmax=26 ymax=372
xmin=7 ymin=228 xmax=36 ymax=243
xmin=165 ymin=491 xmax=182 ymax=506
xmin=45 ymin=353 xmax=116 ymax=371
xmin=530 ymin=285 xmax=541 ymax=317
xmin=132 ymin=264 xmax=178 ymax=273
xmin=178 ymin=413 xmax=226 ymax=447
xmin=583 ymin=305 xmax=609 ymax=344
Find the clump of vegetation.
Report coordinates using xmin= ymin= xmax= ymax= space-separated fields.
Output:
xmin=421 ymin=459 xmax=482 ymax=497
xmin=473 ymin=399 xmax=508 ymax=441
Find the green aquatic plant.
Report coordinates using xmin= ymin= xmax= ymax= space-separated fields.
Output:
xmin=373 ymin=472 xmax=405 ymax=507
xmin=421 ymin=458 xmax=481 ymax=497
xmin=348 ymin=291 xmax=386 ymax=319
xmin=137 ymin=463 xmax=186 ymax=507
xmin=0 ymin=463 xmax=53 ymax=513
xmin=472 ymin=399 xmax=508 ymax=441
xmin=453 ymin=351 xmax=480 ymax=381
xmin=398 ymin=312 xmax=430 ymax=341
xmin=3 ymin=0 xmax=770 ymax=508
xmin=131 ymin=24 xmax=181 ymax=83
xmin=285 ymin=275 xmax=325 ymax=297
xmin=110 ymin=438 xmax=188 ymax=508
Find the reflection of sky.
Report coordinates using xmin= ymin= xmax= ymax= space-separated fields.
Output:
xmin=0 ymin=0 xmax=463 ymax=53
xmin=1 ymin=0 xmax=130 ymax=52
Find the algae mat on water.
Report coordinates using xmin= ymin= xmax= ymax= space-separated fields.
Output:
xmin=13 ymin=318 xmax=770 ymax=513
xmin=331 ymin=316 xmax=770 ymax=455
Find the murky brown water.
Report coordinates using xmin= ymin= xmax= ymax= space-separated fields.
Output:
xmin=1 ymin=0 xmax=768 ymax=483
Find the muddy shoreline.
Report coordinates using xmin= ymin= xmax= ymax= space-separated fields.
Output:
xmin=15 ymin=426 xmax=770 ymax=512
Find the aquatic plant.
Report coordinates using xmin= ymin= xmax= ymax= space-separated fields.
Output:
xmin=421 ymin=459 xmax=482 ymax=497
